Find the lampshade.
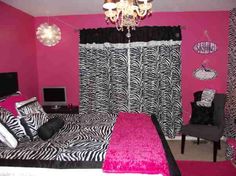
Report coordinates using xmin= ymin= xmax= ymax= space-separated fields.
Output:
xmin=36 ymin=23 xmax=61 ymax=47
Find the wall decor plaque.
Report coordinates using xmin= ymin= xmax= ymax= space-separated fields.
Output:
xmin=193 ymin=41 xmax=217 ymax=54
xmin=193 ymin=67 xmax=217 ymax=80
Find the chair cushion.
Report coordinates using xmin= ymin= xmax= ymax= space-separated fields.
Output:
xmin=190 ymin=102 xmax=214 ymax=125
xmin=181 ymin=124 xmax=222 ymax=141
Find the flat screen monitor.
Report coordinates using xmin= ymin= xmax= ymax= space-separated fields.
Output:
xmin=0 ymin=72 xmax=18 ymax=98
xmin=42 ymin=87 xmax=67 ymax=106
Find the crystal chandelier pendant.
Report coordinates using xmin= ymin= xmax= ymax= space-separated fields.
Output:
xmin=126 ymin=29 xmax=131 ymax=38
xmin=36 ymin=23 xmax=61 ymax=47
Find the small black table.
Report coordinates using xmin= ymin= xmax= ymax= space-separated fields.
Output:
xmin=43 ymin=106 xmax=79 ymax=114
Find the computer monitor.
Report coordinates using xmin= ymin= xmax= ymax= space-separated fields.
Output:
xmin=42 ymin=87 xmax=67 ymax=108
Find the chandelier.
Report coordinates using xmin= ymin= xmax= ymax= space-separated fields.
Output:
xmin=36 ymin=23 xmax=61 ymax=47
xmin=103 ymin=0 xmax=152 ymax=37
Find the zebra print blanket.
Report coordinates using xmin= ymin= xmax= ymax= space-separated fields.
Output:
xmin=0 ymin=113 xmax=116 ymax=168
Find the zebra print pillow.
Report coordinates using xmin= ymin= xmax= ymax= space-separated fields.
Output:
xmin=0 ymin=119 xmax=18 ymax=148
xmin=0 ymin=107 xmax=29 ymax=141
xmin=16 ymin=97 xmax=46 ymax=117
xmin=21 ymin=113 xmax=48 ymax=140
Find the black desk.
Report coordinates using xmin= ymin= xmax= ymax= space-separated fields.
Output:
xmin=43 ymin=106 xmax=79 ymax=114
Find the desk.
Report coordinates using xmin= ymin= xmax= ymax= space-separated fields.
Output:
xmin=43 ymin=106 xmax=79 ymax=114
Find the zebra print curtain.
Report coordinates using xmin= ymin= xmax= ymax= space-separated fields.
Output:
xmin=225 ymin=8 xmax=236 ymax=159
xmin=79 ymin=41 xmax=182 ymax=138
xmin=225 ymin=8 xmax=236 ymax=139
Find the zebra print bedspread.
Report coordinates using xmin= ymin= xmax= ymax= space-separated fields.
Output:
xmin=0 ymin=113 xmax=116 ymax=167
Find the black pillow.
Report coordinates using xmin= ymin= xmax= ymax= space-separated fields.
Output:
xmin=190 ymin=102 xmax=214 ymax=125
xmin=37 ymin=117 xmax=64 ymax=140
xmin=193 ymin=91 xmax=203 ymax=102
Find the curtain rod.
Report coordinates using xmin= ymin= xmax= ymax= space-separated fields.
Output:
xmin=74 ymin=25 xmax=187 ymax=32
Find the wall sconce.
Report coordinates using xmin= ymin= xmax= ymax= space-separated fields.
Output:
xmin=36 ymin=23 xmax=61 ymax=47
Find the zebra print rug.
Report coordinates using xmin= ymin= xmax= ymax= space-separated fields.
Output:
xmin=0 ymin=113 xmax=116 ymax=167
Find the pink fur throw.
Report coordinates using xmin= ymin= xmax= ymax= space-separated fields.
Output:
xmin=102 ymin=112 xmax=170 ymax=175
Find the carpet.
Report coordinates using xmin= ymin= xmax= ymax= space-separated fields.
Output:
xmin=177 ymin=160 xmax=236 ymax=176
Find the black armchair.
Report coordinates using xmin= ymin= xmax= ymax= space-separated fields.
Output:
xmin=181 ymin=92 xmax=226 ymax=162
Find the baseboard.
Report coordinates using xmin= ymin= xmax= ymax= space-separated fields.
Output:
xmin=166 ymin=136 xmax=226 ymax=141
xmin=166 ymin=136 xmax=196 ymax=140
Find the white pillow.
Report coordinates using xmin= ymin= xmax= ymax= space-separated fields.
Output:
xmin=0 ymin=122 xmax=18 ymax=148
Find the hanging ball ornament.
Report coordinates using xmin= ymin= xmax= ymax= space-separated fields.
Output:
xmin=36 ymin=23 xmax=61 ymax=47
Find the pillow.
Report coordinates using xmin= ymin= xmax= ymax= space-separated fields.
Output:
xmin=196 ymin=89 xmax=215 ymax=107
xmin=193 ymin=91 xmax=202 ymax=102
xmin=0 ymin=107 xmax=29 ymax=141
xmin=37 ymin=117 xmax=64 ymax=140
xmin=20 ymin=113 xmax=48 ymax=140
xmin=0 ymin=94 xmax=27 ymax=116
xmin=190 ymin=102 xmax=214 ymax=125
xmin=0 ymin=119 xmax=18 ymax=148
xmin=16 ymin=97 xmax=46 ymax=117
xmin=0 ymin=91 xmax=22 ymax=102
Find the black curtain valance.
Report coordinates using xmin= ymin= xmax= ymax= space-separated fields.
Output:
xmin=80 ymin=26 xmax=182 ymax=44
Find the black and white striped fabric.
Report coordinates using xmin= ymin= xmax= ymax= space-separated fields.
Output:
xmin=79 ymin=41 xmax=182 ymax=138
xmin=0 ymin=107 xmax=29 ymax=141
xmin=225 ymin=8 xmax=236 ymax=159
xmin=196 ymin=89 xmax=215 ymax=107
xmin=21 ymin=113 xmax=48 ymax=140
xmin=0 ymin=119 xmax=18 ymax=148
xmin=0 ymin=113 xmax=116 ymax=162
xmin=16 ymin=97 xmax=46 ymax=117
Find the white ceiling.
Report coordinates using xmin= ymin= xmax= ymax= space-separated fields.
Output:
xmin=1 ymin=0 xmax=236 ymax=17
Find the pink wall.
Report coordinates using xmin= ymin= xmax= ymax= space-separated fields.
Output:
xmin=35 ymin=11 xmax=229 ymax=124
xmin=0 ymin=2 xmax=38 ymax=98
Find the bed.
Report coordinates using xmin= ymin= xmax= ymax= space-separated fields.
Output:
xmin=0 ymin=72 xmax=181 ymax=176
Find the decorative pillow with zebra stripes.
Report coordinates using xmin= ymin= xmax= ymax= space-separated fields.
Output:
xmin=16 ymin=97 xmax=46 ymax=117
xmin=0 ymin=107 xmax=30 ymax=142
xmin=20 ymin=113 xmax=48 ymax=140
xmin=0 ymin=119 xmax=18 ymax=148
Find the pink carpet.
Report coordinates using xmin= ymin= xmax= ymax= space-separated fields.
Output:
xmin=103 ymin=112 xmax=170 ymax=175
xmin=177 ymin=160 xmax=236 ymax=176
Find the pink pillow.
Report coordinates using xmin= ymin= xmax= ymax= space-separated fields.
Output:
xmin=0 ymin=95 xmax=27 ymax=117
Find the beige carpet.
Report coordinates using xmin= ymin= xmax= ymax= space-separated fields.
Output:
xmin=168 ymin=140 xmax=226 ymax=161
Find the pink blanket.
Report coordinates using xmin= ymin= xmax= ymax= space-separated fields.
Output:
xmin=102 ymin=112 xmax=170 ymax=175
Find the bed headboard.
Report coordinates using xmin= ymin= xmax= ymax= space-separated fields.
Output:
xmin=0 ymin=72 xmax=18 ymax=98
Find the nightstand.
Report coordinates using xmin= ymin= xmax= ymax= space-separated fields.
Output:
xmin=43 ymin=105 xmax=79 ymax=114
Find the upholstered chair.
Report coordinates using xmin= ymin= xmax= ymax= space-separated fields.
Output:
xmin=181 ymin=92 xmax=226 ymax=162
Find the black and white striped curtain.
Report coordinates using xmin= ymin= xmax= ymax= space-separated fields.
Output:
xmin=225 ymin=8 xmax=236 ymax=160
xmin=79 ymin=40 xmax=182 ymax=138
xmin=225 ymin=8 xmax=236 ymax=139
